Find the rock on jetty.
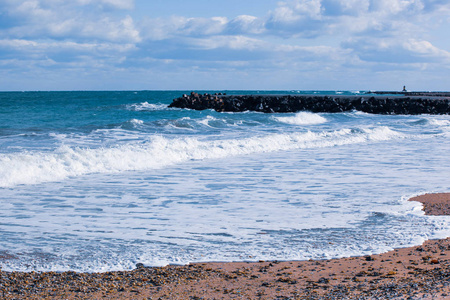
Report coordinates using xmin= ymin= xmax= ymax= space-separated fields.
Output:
xmin=169 ymin=92 xmax=450 ymax=115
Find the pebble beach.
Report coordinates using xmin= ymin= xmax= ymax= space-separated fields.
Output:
xmin=1 ymin=193 xmax=449 ymax=299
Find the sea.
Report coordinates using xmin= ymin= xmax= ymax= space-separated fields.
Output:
xmin=0 ymin=90 xmax=449 ymax=273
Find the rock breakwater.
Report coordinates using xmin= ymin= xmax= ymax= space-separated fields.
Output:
xmin=169 ymin=92 xmax=450 ymax=115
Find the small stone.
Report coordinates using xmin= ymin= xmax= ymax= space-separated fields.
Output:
xmin=387 ymin=271 xmax=397 ymax=276
xmin=136 ymin=263 xmax=145 ymax=269
xmin=317 ymin=277 xmax=329 ymax=284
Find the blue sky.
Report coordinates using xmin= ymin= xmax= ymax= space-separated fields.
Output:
xmin=0 ymin=0 xmax=449 ymax=91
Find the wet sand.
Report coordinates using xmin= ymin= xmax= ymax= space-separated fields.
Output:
xmin=1 ymin=193 xmax=449 ymax=299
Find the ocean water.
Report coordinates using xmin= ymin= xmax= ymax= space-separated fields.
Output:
xmin=0 ymin=90 xmax=449 ymax=272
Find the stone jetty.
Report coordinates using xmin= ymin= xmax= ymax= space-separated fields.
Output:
xmin=169 ymin=92 xmax=450 ymax=115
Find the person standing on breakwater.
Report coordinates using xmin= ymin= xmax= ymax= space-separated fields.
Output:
xmin=402 ymin=86 xmax=407 ymax=92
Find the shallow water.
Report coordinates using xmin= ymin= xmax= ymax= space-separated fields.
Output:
xmin=0 ymin=91 xmax=449 ymax=272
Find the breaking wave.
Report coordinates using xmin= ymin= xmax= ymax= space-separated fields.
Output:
xmin=126 ymin=102 xmax=169 ymax=111
xmin=0 ymin=127 xmax=403 ymax=187
xmin=273 ymin=112 xmax=327 ymax=125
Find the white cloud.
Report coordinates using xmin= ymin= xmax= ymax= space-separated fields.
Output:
xmin=0 ymin=39 xmax=136 ymax=59
xmin=0 ymin=0 xmax=140 ymax=43
xmin=190 ymin=36 xmax=267 ymax=51
xmin=181 ymin=17 xmax=228 ymax=36
xmin=0 ymin=39 xmax=38 ymax=48
xmin=0 ymin=0 xmax=449 ymax=90
xmin=368 ymin=0 xmax=424 ymax=15
xmin=79 ymin=15 xmax=141 ymax=43
xmin=263 ymin=0 xmax=450 ymax=39
xmin=76 ymin=0 xmax=135 ymax=10
xmin=265 ymin=1 xmax=326 ymax=37
xmin=275 ymin=0 xmax=323 ymax=21
xmin=403 ymin=39 xmax=450 ymax=61
xmin=140 ymin=16 xmax=229 ymax=41
xmin=227 ymin=15 xmax=266 ymax=34
xmin=343 ymin=37 xmax=450 ymax=64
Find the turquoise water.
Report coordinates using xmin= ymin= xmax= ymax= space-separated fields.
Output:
xmin=0 ymin=91 xmax=449 ymax=272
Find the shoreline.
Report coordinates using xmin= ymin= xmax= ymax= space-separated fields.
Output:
xmin=1 ymin=193 xmax=449 ymax=299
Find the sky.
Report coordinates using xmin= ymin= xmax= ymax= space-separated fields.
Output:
xmin=0 ymin=0 xmax=449 ymax=91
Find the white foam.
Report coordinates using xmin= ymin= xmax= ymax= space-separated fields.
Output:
xmin=168 ymin=117 xmax=195 ymax=129
xmin=126 ymin=102 xmax=169 ymax=111
xmin=197 ymin=115 xmax=217 ymax=127
xmin=362 ymin=126 xmax=403 ymax=141
xmin=273 ymin=112 xmax=327 ymax=125
xmin=129 ymin=119 xmax=144 ymax=125
xmin=0 ymin=127 xmax=404 ymax=188
xmin=48 ymin=132 xmax=68 ymax=139
xmin=428 ymin=119 xmax=450 ymax=126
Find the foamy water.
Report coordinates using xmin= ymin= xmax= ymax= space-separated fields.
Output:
xmin=0 ymin=91 xmax=449 ymax=272
xmin=273 ymin=112 xmax=327 ymax=125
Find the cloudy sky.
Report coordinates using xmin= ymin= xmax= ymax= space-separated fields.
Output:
xmin=0 ymin=0 xmax=449 ymax=91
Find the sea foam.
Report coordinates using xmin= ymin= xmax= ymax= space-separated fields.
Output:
xmin=273 ymin=112 xmax=327 ymax=125
xmin=126 ymin=102 xmax=170 ymax=111
xmin=0 ymin=127 xmax=403 ymax=188
xmin=429 ymin=119 xmax=450 ymax=127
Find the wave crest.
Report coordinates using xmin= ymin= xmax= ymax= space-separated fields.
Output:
xmin=126 ymin=102 xmax=168 ymax=111
xmin=0 ymin=127 xmax=403 ymax=187
xmin=273 ymin=112 xmax=327 ymax=125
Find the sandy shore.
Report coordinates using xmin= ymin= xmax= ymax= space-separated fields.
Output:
xmin=1 ymin=193 xmax=449 ymax=299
